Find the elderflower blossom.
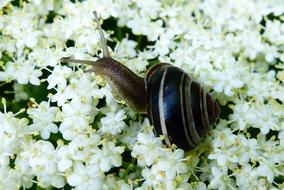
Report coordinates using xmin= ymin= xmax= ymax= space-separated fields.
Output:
xmin=140 ymin=149 xmax=188 ymax=189
xmin=67 ymin=162 xmax=104 ymax=190
xmin=0 ymin=111 xmax=29 ymax=155
xmin=0 ymin=60 xmax=42 ymax=85
xmin=59 ymin=98 xmax=97 ymax=140
xmin=100 ymin=110 xmax=127 ymax=135
xmin=131 ymin=132 xmax=164 ymax=166
xmin=47 ymin=65 xmax=72 ymax=89
xmin=1 ymin=0 xmax=284 ymax=189
xmin=27 ymin=101 xmax=59 ymax=139
xmin=90 ymin=141 xmax=125 ymax=172
xmin=0 ymin=166 xmax=20 ymax=189
xmin=20 ymin=140 xmax=65 ymax=188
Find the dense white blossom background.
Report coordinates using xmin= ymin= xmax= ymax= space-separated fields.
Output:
xmin=0 ymin=0 xmax=284 ymax=189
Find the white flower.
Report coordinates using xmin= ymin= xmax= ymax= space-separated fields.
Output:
xmin=27 ymin=101 xmax=59 ymax=139
xmin=17 ymin=30 xmax=40 ymax=49
xmin=119 ymin=120 xmax=144 ymax=147
xmin=255 ymin=161 xmax=281 ymax=183
xmin=67 ymin=162 xmax=103 ymax=190
xmin=103 ymin=174 xmax=131 ymax=190
xmin=50 ymin=85 xmax=75 ymax=106
xmin=209 ymin=128 xmax=259 ymax=167
xmin=0 ymin=60 xmax=42 ymax=85
xmin=246 ymin=74 xmax=273 ymax=101
xmin=211 ymin=121 xmax=236 ymax=148
xmin=90 ymin=142 xmax=125 ymax=172
xmin=14 ymin=152 xmax=34 ymax=189
xmin=0 ymin=111 xmax=28 ymax=155
xmin=2 ymin=10 xmax=41 ymax=51
xmin=56 ymin=146 xmax=74 ymax=172
xmin=17 ymin=64 xmax=42 ymax=85
xmin=47 ymin=65 xmax=72 ymax=89
xmin=230 ymin=101 xmax=252 ymax=131
xmin=237 ymin=136 xmax=259 ymax=164
xmin=76 ymin=29 xmax=101 ymax=53
xmin=21 ymin=140 xmax=64 ymax=188
xmin=28 ymin=47 xmax=64 ymax=67
xmin=235 ymin=165 xmax=257 ymax=189
xmin=140 ymin=148 xmax=188 ymax=189
xmin=127 ymin=17 xmax=164 ymax=41
xmin=154 ymin=32 xmax=173 ymax=56
xmin=116 ymin=38 xmax=137 ymax=58
xmin=132 ymin=0 xmax=161 ymax=18
xmin=69 ymin=74 xmax=104 ymax=104
xmin=141 ymin=155 xmax=189 ymax=189
xmin=25 ymin=141 xmax=56 ymax=174
xmin=57 ymin=133 xmax=100 ymax=165
xmin=210 ymin=166 xmax=234 ymax=190
xmin=51 ymin=73 xmax=103 ymax=107
xmin=0 ymin=154 xmax=9 ymax=166
xmin=140 ymin=167 xmax=161 ymax=188
xmin=153 ymin=149 xmax=187 ymax=179
xmin=169 ymin=47 xmax=191 ymax=68
xmin=0 ymin=61 xmax=19 ymax=81
xmin=135 ymin=51 xmax=155 ymax=71
xmin=100 ymin=110 xmax=126 ymax=135
xmin=131 ymin=132 xmax=163 ymax=166
xmin=29 ymin=0 xmax=55 ymax=14
xmin=252 ymin=103 xmax=280 ymax=134
xmin=212 ymin=68 xmax=244 ymax=96
xmin=59 ymin=98 xmax=96 ymax=140
xmin=264 ymin=20 xmax=284 ymax=46
xmin=0 ymin=166 xmax=20 ymax=190
xmin=230 ymin=101 xmax=282 ymax=134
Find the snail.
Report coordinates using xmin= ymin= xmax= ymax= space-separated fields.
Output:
xmin=61 ymin=11 xmax=221 ymax=151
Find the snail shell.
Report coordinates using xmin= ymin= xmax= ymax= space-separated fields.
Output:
xmin=146 ymin=63 xmax=220 ymax=150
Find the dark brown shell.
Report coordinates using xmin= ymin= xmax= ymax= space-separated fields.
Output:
xmin=145 ymin=63 xmax=220 ymax=151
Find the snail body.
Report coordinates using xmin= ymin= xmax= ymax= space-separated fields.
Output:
xmin=62 ymin=11 xmax=220 ymax=151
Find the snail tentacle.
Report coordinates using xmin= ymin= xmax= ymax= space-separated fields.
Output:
xmin=93 ymin=11 xmax=110 ymax=58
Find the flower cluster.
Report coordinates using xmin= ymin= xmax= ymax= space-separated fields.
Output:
xmin=0 ymin=0 xmax=284 ymax=189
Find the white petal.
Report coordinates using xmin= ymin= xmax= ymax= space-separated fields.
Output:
xmin=40 ymin=129 xmax=51 ymax=139
xmin=100 ymin=159 xmax=111 ymax=172
xmin=58 ymin=159 xmax=73 ymax=172
xmin=67 ymin=174 xmax=82 ymax=186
